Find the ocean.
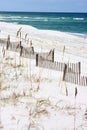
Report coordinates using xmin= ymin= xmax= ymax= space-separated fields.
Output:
xmin=0 ymin=12 xmax=87 ymax=36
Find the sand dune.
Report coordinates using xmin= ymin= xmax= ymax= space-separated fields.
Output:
xmin=0 ymin=22 xmax=87 ymax=130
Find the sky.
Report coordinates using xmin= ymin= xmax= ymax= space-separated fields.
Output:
xmin=0 ymin=0 xmax=87 ymax=12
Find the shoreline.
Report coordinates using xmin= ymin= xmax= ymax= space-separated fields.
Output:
xmin=0 ymin=22 xmax=87 ymax=72
xmin=0 ymin=22 xmax=87 ymax=56
xmin=0 ymin=21 xmax=87 ymax=38
xmin=0 ymin=22 xmax=87 ymax=67
xmin=11 ymin=22 xmax=87 ymax=38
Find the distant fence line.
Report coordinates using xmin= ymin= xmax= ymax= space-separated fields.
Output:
xmin=79 ymin=76 xmax=87 ymax=86
xmin=36 ymin=54 xmax=87 ymax=87
xmin=0 ymin=36 xmax=54 ymax=62
xmin=62 ymin=63 xmax=87 ymax=86
xmin=0 ymin=37 xmax=87 ymax=87
xmin=63 ymin=71 xmax=87 ymax=86
xmin=36 ymin=54 xmax=81 ymax=74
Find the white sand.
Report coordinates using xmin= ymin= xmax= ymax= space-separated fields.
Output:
xmin=0 ymin=22 xmax=87 ymax=130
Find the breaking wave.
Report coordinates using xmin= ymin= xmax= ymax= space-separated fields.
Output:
xmin=73 ymin=18 xmax=84 ymax=20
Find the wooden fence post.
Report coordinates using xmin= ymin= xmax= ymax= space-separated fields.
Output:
xmin=78 ymin=62 xmax=81 ymax=84
xmin=6 ymin=35 xmax=10 ymax=50
xmin=52 ymin=49 xmax=54 ymax=62
xmin=20 ymin=32 xmax=21 ymax=40
xmin=86 ymin=78 xmax=87 ymax=86
xmin=31 ymin=46 xmax=34 ymax=54
xmin=20 ymin=41 xmax=23 ymax=56
xmin=62 ymin=64 xmax=67 ymax=81
xmin=78 ymin=62 xmax=81 ymax=74
xmin=36 ymin=54 xmax=38 ymax=66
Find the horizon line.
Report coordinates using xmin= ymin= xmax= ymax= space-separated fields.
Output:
xmin=0 ymin=11 xmax=87 ymax=13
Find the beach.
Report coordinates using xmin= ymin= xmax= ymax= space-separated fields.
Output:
xmin=0 ymin=22 xmax=87 ymax=130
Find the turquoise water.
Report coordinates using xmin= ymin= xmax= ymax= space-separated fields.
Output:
xmin=0 ymin=12 xmax=87 ymax=35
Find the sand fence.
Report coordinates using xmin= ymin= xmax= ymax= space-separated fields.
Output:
xmin=0 ymin=36 xmax=54 ymax=61
xmin=0 ymin=36 xmax=87 ymax=87
xmin=36 ymin=54 xmax=87 ymax=87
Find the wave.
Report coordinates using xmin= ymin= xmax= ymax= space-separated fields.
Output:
xmin=2 ymin=16 xmax=85 ymax=22
xmin=33 ymin=17 xmax=69 ymax=20
xmin=61 ymin=17 xmax=66 ymax=19
xmin=10 ymin=16 xmax=22 ymax=19
xmin=73 ymin=18 xmax=84 ymax=20
xmin=10 ymin=18 xmax=21 ymax=21
xmin=23 ymin=17 xmax=29 ymax=19
xmin=34 ymin=17 xmax=43 ymax=19
xmin=0 ymin=16 xmax=21 ymax=19
xmin=22 ymin=17 xmax=48 ymax=22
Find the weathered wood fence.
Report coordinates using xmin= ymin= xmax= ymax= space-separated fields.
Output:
xmin=62 ymin=63 xmax=87 ymax=86
xmin=0 ymin=36 xmax=54 ymax=61
xmin=63 ymin=71 xmax=87 ymax=86
xmin=36 ymin=54 xmax=80 ymax=74
xmin=0 ymin=37 xmax=87 ymax=87
xmin=36 ymin=54 xmax=87 ymax=87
